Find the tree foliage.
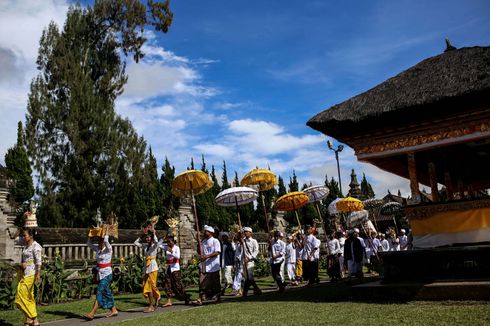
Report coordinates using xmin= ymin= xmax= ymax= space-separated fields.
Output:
xmin=24 ymin=2 xmax=173 ymax=227
xmin=4 ymin=122 xmax=34 ymax=205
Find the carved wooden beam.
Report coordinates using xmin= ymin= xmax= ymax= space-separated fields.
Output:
xmin=408 ymin=152 xmax=421 ymax=203
xmin=428 ymin=161 xmax=439 ymax=202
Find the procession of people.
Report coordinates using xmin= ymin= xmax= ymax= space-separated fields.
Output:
xmin=11 ymin=207 xmax=411 ymax=324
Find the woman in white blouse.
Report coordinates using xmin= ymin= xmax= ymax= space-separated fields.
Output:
xmin=159 ymin=235 xmax=190 ymax=307
xmin=134 ymin=223 xmax=160 ymax=312
xmin=85 ymin=234 xmax=118 ymax=320
xmin=15 ymin=228 xmax=42 ymax=326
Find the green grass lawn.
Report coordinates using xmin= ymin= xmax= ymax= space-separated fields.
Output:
xmin=1 ymin=276 xmax=489 ymax=326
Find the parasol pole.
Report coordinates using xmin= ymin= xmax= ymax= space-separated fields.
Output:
xmin=190 ymin=181 xmax=205 ymax=272
xmin=234 ymin=195 xmax=250 ymax=280
xmin=259 ymin=185 xmax=270 ymax=234
xmin=293 ymin=201 xmax=302 ymax=230
xmin=372 ymin=205 xmax=380 ymax=231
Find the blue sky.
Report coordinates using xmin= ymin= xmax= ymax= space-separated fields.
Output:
xmin=1 ymin=0 xmax=490 ymax=197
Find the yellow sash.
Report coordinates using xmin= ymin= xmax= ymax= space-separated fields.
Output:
xmin=146 ymin=256 xmax=156 ymax=267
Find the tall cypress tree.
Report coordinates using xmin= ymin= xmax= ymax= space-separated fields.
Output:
xmin=277 ymin=176 xmax=287 ymax=197
xmin=4 ymin=122 xmax=34 ymax=204
xmin=24 ymin=2 xmax=173 ymax=227
xmin=288 ymin=170 xmax=299 ymax=192
xmin=221 ymin=161 xmax=230 ymax=190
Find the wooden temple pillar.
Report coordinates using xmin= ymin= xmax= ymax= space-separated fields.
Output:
xmin=444 ymin=171 xmax=454 ymax=201
xmin=427 ymin=161 xmax=439 ymax=202
xmin=407 ymin=152 xmax=421 ymax=203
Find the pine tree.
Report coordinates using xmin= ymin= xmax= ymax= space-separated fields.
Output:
xmin=24 ymin=2 xmax=173 ymax=227
xmin=277 ymin=176 xmax=287 ymax=197
xmin=221 ymin=161 xmax=230 ymax=190
xmin=189 ymin=157 xmax=195 ymax=170
xmin=288 ymin=170 xmax=299 ymax=192
xmin=200 ymin=154 xmax=208 ymax=174
xmin=4 ymin=122 xmax=34 ymax=204
xmin=360 ymin=173 xmax=376 ymax=200
xmin=233 ymin=171 xmax=240 ymax=187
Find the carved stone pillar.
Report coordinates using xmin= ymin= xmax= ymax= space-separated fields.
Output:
xmin=177 ymin=198 xmax=197 ymax=264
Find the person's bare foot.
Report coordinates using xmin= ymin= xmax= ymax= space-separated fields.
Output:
xmin=163 ymin=301 xmax=172 ymax=307
xmin=106 ymin=309 xmax=119 ymax=317
xmin=143 ymin=306 xmax=155 ymax=313
xmin=84 ymin=313 xmax=94 ymax=321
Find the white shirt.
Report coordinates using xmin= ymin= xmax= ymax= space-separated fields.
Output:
xmin=269 ymin=239 xmax=286 ymax=264
xmin=242 ymin=237 xmax=259 ymax=262
xmin=338 ymin=237 xmax=346 ymax=256
xmin=16 ymin=238 xmax=42 ymax=278
xmin=159 ymin=243 xmax=181 ymax=272
xmin=286 ymin=243 xmax=296 ymax=264
xmin=302 ymin=234 xmax=320 ymax=261
xmin=326 ymin=238 xmax=341 ymax=255
xmin=134 ymin=234 xmax=159 ymax=274
xmin=87 ymin=235 xmax=112 ymax=280
xmin=380 ymin=239 xmax=390 ymax=252
xmin=399 ymin=235 xmax=408 ymax=250
xmin=201 ymin=237 xmax=221 ymax=273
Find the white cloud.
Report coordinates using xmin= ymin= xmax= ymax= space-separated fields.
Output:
xmin=0 ymin=0 xmax=70 ymax=164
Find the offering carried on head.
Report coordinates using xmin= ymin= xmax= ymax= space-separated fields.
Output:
xmin=87 ymin=209 xmax=119 ymax=239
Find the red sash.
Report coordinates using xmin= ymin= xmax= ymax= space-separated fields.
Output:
xmin=167 ymin=258 xmax=180 ymax=264
xmin=97 ymin=262 xmax=112 ymax=268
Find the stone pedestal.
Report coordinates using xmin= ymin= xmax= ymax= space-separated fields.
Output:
xmin=0 ymin=187 xmax=18 ymax=263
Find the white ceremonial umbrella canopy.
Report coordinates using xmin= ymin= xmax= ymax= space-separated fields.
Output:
xmin=304 ymin=185 xmax=330 ymax=203
xmin=215 ymin=187 xmax=258 ymax=207
xmin=328 ymin=198 xmax=342 ymax=215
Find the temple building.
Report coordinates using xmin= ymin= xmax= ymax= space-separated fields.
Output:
xmin=308 ymin=44 xmax=490 ymax=280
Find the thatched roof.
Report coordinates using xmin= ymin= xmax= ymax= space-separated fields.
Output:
xmin=307 ymin=46 xmax=490 ymax=138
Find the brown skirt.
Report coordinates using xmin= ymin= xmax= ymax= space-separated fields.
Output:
xmin=164 ymin=269 xmax=187 ymax=300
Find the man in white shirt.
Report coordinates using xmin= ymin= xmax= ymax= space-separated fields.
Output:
xmin=241 ymin=227 xmax=262 ymax=297
xmin=379 ymin=233 xmax=390 ymax=252
xmin=326 ymin=231 xmax=341 ymax=282
xmin=269 ymin=231 xmax=286 ymax=292
xmin=194 ymin=225 xmax=221 ymax=305
xmin=399 ymin=229 xmax=409 ymax=251
xmin=285 ymin=236 xmax=297 ymax=285
xmin=302 ymin=226 xmax=321 ymax=285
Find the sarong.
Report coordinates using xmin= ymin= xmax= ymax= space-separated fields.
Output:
xmin=15 ymin=274 xmax=36 ymax=319
xmin=295 ymin=259 xmax=303 ymax=278
xmin=143 ymin=271 xmax=160 ymax=300
xmin=327 ymin=254 xmax=341 ymax=279
xmin=97 ymin=274 xmax=115 ymax=309
xmin=287 ymin=263 xmax=296 ymax=281
xmin=199 ymin=271 xmax=221 ymax=299
xmin=164 ymin=269 xmax=187 ymax=301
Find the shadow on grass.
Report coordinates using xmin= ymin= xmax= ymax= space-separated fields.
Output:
xmin=0 ymin=319 xmax=14 ymax=326
xmin=236 ymin=277 xmax=424 ymax=304
xmin=43 ymin=310 xmax=84 ymax=319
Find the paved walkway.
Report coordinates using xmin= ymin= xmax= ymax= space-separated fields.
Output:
xmin=43 ymin=285 xmax=283 ymax=326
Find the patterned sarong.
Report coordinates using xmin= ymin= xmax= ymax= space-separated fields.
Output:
xmin=97 ymin=274 xmax=115 ymax=309
xmin=143 ymin=271 xmax=160 ymax=300
xmin=15 ymin=274 xmax=37 ymax=319
xmin=164 ymin=269 xmax=188 ymax=301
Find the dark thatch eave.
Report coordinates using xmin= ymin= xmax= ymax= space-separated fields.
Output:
xmin=307 ymin=46 xmax=490 ymax=139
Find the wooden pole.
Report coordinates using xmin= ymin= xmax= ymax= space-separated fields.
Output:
xmin=234 ymin=195 xmax=249 ymax=280
xmin=190 ymin=182 xmax=205 ymax=272
xmin=407 ymin=152 xmax=421 ymax=203
xmin=428 ymin=161 xmax=439 ymax=202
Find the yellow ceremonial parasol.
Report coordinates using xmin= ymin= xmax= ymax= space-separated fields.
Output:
xmin=241 ymin=168 xmax=277 ymax=191
xmin=172 ymin=170 xmax=214 ymax=197
xmin=275 ymin=191 xmax=309 ymax=230
xmin=172 ymin=169 xmax=213 ymax=264
xmin=336 ymin=196 xmax=364 ymax=213
xmin=241 ymin=167 xmax=278 ymax=232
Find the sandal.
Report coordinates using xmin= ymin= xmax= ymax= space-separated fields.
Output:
xmin=84 ymin=314 xmax=94 ymax=321
xmin=191 ymin=300 xmax=203 ymax=306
